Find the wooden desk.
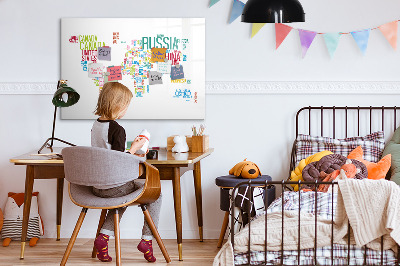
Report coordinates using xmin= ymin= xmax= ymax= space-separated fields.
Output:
xmin=10 ymin=147 xmax=213 ymax=261
xmin=146 ymin=148 xmax=213 ymax=260
xmin=9 ymin=148 xmax=64 ymax=260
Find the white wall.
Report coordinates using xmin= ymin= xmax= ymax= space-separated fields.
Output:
xmin=1 ymin=0 xmax=400 ymax=239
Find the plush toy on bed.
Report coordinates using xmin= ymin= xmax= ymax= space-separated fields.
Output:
xmin=348 ymin=146 xmax=391 ymax=180
xmin=1 ymin=192 xmax=44 ymax=247
xmin=229 ymin=159 xmax=261 ymax=179
xmin=317 ymin=160 xmax=360 ymax=193
xmin=301 ymin=154 xmax=368 ymax=191
xmin=289 ymin=150 xmax=333 ymax=191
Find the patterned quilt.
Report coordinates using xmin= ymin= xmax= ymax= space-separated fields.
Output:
xmin=234 ymin=191 xmax=397 ymax=265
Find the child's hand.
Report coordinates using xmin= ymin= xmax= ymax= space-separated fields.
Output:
xmin=129 ymin=137 xmax=147 ymax=154
xmin=134 ymin=149 xmax=149 ymax=157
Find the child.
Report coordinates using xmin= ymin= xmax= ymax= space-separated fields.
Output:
xmin=91 ymin=82 xmax=162 ymax=263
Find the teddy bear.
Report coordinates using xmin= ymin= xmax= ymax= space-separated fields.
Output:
xmin=172 ymin=135 xmax=189 ymax=153
xmin=1 ymin=192 xmax=44 ymax=247
xmin=229 ymin=159 xmax=261 ymax=179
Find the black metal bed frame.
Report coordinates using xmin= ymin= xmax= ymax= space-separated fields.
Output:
xmin=230 ymin=106 xmax=400 ymax=266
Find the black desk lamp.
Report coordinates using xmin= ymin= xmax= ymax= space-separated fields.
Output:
xmin=38 ymin=80 xmax=80 ymax=154
xmin=241 ymin=0 xmax=305 ymax=23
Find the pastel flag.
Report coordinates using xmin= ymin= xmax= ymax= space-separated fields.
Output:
xmin=298 ymin=29 xmax=317 ymax=58
xmin=251 ymin=23 xmax=266 ymax=38
xmin=275 ymin=23 xmax=293 ymax=49
xmin=378 ymin=21 xmax=398 ymax=50
xmin=209 ymin=0 xmax=220 ymax=7
xmin=351 ymin=29 xmax=370 ymax=55
xmin=229 ymin=0 xmax=245 ymax=24
xmin=323 ymin=33 xmax=341 ymax=58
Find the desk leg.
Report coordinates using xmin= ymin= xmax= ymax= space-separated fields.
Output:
xmin=193 ymin=161 xmax=203 ymax=242
xmin=56 ymin=178 xmax=64 ymax=241
xmin=20 ymin=165 xmax=35 ymax=259
xmin=172 ymin=167 xmax=183 ymax=261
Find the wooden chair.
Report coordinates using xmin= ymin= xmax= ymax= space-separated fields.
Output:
xmin=60 ymin=146 xmax=171 ymax=265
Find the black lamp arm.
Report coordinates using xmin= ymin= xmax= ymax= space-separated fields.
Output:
xmin=38 ymin=137 xmax=76 ymax=154
xmin=37 ymin=105 xmax=76 ymax=154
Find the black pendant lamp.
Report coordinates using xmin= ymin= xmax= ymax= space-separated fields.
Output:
xmin=242 ymin=0 xmax=305 ymax=23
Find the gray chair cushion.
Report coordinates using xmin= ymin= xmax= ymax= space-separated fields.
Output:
xmin=62 ymin=146 xmax=145 ymax=188
xmin=69 ymin=180 xmax=145 ymax=208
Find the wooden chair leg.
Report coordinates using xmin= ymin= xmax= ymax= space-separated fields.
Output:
xmin=60 ymin=208 xmax=88 ymax=266
xmin=91 ymin=209 xmax=108 ymax=258
xmin=141 ymin=205 xmax=171 ymax=263
xmin=217 ymin=211 xmax=230 ymax=248
xmin=114 ymin=210 xmax=121 ymax=266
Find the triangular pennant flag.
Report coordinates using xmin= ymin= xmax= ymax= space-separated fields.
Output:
xmin=351 ymin=29 xmax=370 ymax=55
xmin=251 ymin=23 xmax=266 ymax=38
xmin=298 ymin=29 xmax=317 ymax=58
xmin=229 ymin=0 xmax=245 ymax=24
xmin=378 ymin=21 xmax=398 ymax=50
xmin=209 ymin=0 xmax=220 ymax=7
xmin=323 ymin=33 xmax=341 ymax=58
xmin=275 ymin=23 xmax=293 ymax=49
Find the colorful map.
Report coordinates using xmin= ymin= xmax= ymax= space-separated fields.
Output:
xmin=61 ymin=18 xmax=205 ymax=119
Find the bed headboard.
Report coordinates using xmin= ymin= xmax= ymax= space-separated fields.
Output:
xmin=290 ymin=106 xmax=400 ymax=179
xmin=295 ymin=106 xmax=400 ymax=138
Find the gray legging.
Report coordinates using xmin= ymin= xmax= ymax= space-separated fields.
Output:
xmin=92 ymin=180 xmax=162 ymax=240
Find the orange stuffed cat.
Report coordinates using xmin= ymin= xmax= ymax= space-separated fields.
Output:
xmin=347 ymin=146 xmax=391 ymax=180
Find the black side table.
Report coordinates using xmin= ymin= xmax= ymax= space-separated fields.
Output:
xmin=215 ymin=175 xmax=275 ymax=248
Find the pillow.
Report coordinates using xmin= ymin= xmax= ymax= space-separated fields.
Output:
xmin=289 ymin=150 xmax=333 ymax=191
xmin=302 ymin=154 xmax=368 ymax=190
xmin=348 ymin=146 xmax=391 ymax=180
xmin=295 ymin=131 xmax=385 ymax=166
xmin=382 ymin=126 xmax=400 ymax=184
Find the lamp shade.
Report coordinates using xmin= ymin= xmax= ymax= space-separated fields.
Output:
xmin=52 ymin=84 xmax=80 ymax=107
xmin=241 ymin=0 xmax=305 ymax=23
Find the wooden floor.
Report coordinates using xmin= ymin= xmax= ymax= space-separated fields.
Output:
xmin=0 ymin=239 xmax=221 ymax=265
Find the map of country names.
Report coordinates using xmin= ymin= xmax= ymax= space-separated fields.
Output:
xmin=61 ymin=18 xmax=205 ymax=119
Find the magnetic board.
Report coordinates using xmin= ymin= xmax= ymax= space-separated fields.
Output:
xmin=61 ymin=18 xmax=205 ymax=119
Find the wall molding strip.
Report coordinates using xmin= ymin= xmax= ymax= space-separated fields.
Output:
xmin=206 ymin=81 xmax=400 ymax=94
xmin=1 ymin=81 xmax=400 ymax=95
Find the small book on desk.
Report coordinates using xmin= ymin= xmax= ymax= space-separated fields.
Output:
xmin=31 ymin=153 xmax=63 ymax=159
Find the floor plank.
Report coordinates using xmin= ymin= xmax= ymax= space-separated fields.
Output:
xmin=0 ymin=239 xmax=221 ymax=265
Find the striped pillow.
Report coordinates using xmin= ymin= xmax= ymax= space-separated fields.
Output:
xmin=1 ymin=217 xmax=41 ymax=240
xmin=294 ymin=131 xmax=385 ymax=166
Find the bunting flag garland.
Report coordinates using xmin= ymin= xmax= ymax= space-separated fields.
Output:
xmin=207 ymin=3 xmax=400 ymax=58
xmin=251 ymin=23 xmax=266 ymax=38
xmin=229 ymin=0 xmax=245 ymax=24
xmin=323 ymin=33 xmax=341 ymax=58
xmin=378 ymin=21 xmax=398 ymax=50
xmin=351 ymin=29 xmax=370 ymax=55
xmin=298 ymin=30 xmax=317 ymax=58
xmin=209 ymin=0 xmax=221 ymax=8
xmin=275 ymin=23 xmax=293 ymax=49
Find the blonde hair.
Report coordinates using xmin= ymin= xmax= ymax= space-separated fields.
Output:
xmin=95 ymin=82 xmax=133 ymax=120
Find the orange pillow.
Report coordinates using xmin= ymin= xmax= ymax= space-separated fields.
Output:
xmin=347 ymin=146 xmax=391 ymax=180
